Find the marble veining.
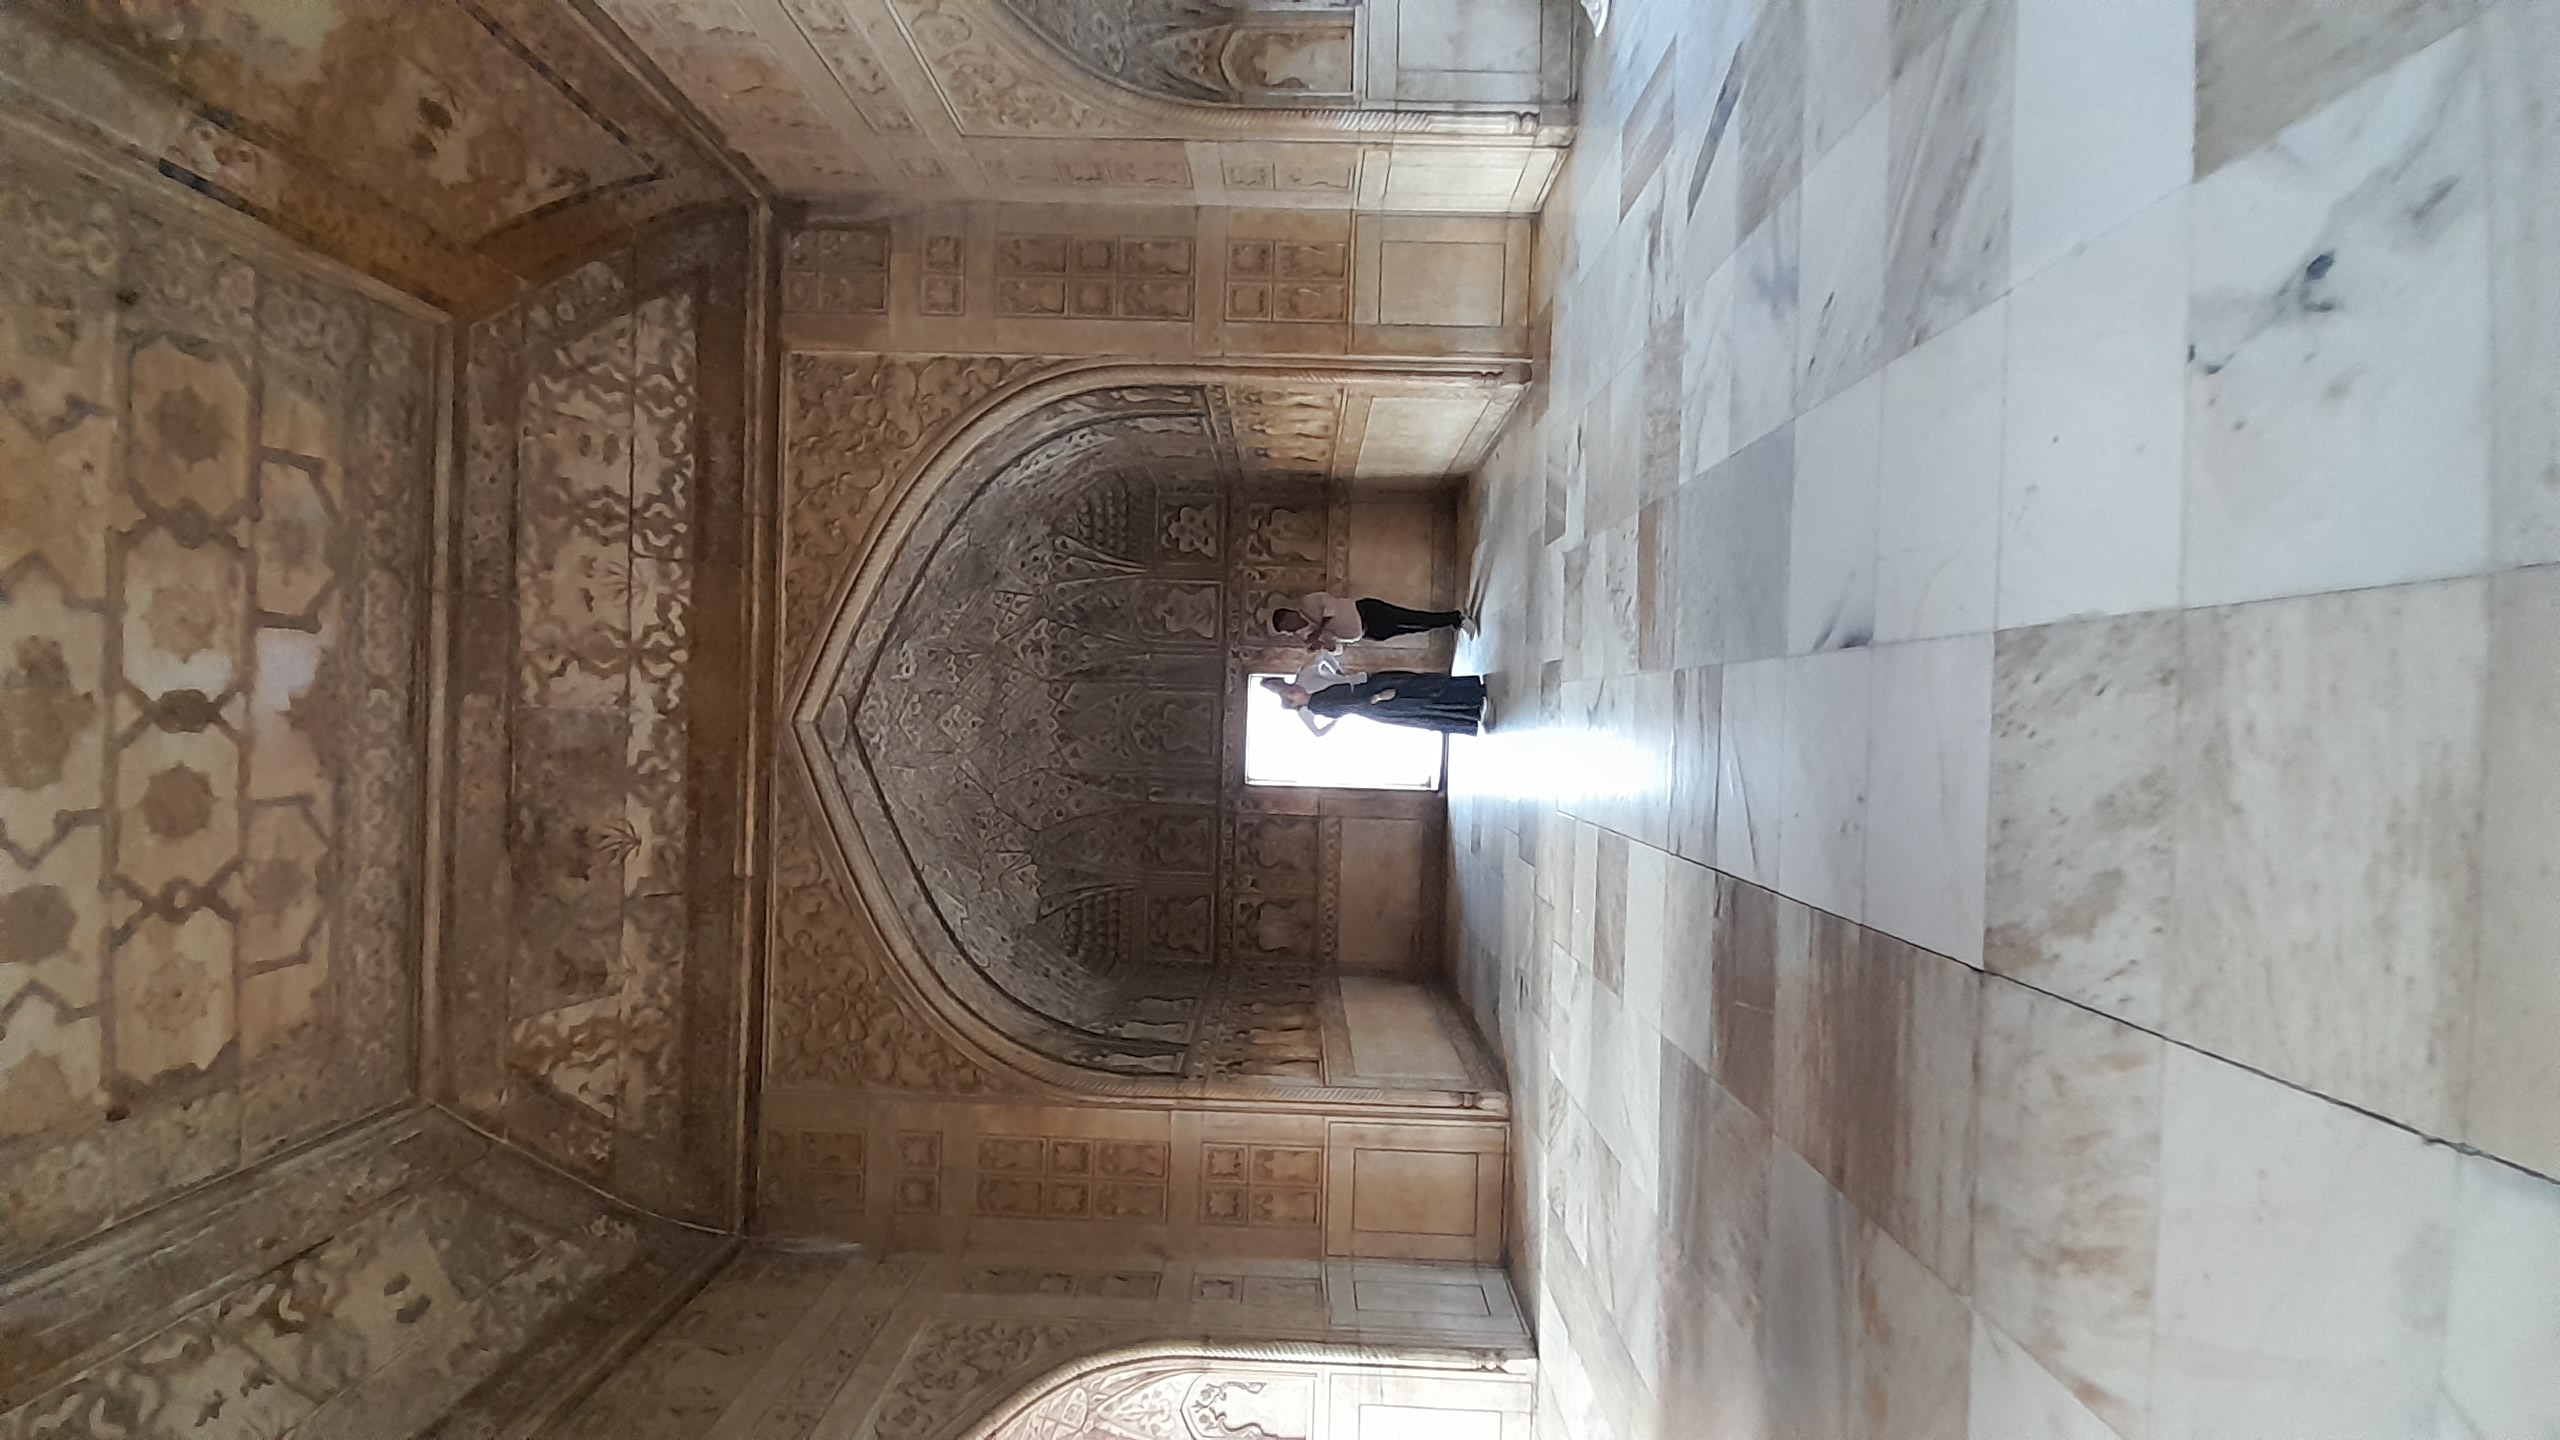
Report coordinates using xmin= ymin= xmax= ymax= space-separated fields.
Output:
xmin=1881 ymin=0 xmax=2015 ymax=356
xmin=1795 ymin=95 xmax=1892 ymax=410
xmin=2194 ymin=0 xmax=2480 ymax=177
xmin=2186 ymin=25 xmax=2492 ymax=607
xmin=1451 ymin=1 xmax=2560 ymax=1435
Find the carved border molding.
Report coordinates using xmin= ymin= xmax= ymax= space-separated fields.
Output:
xmin=774 ymin=357 xmax=1526 ymax=1109
xmin=955 ymin=1337 xmax=1536 ymax=1440
xmin=889 ymin=0 xmax=1562 ymax=142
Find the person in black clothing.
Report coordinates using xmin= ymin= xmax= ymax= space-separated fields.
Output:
xmin=1259 ymin=671 xmax=1486 ymax=736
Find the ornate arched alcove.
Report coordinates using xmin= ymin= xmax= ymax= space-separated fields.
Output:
xmin=963 ymin=1339 xmax=1535 ymax=1440
xmin=790 ymin=363 xmax=1521 ymax=1093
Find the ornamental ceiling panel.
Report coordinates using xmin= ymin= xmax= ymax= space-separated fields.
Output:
xmin=2 ymin=0 xmax=748 ymax=311
xmin=591 ymin=0 xmax=1576 ymax=209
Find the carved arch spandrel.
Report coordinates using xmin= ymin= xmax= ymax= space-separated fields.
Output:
xmin=772 ymin=357 xmax=1524 ymax=1104
xmin=783 ymin=351 xmax=1068 ymax=685
xmin=768 ymin=749 xmax=1011 ymax=1096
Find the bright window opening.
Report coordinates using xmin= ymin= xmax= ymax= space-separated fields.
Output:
xmin=1245 ymin=673 xmax=1445 ymax=790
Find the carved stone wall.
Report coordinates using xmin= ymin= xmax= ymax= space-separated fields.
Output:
xmin=552 ymin=1247 xmax=1532 ymax=1440
xmin=435 ymin=210 xmax=755 ymax=1226
xmin=590 ymin=0 xmax=1573 ymax=209
xmin=0 ymin=134 xmax=433 ymax=1275
xmin=0 ymin=0 xmax=749 ymax=312
xmin=0 ymin=1108 xmax=729 ymax=1439
xmin=769 ymin=350 xmax=1061 ymax=1114
xmin=780 ymin=208 xmax=1537 ymax=365
xmin=757 ymin=1090 xmax=1511 ymax=1260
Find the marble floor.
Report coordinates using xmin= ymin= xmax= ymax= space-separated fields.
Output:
xmin=1448 ymin=0 xmax=2560 ymax=1436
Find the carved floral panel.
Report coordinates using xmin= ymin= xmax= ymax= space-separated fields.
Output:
xmin=439 ymin=216 xmax=752 ymax=1226
xmin=0 ymin=149 xmax=431 ymax=1272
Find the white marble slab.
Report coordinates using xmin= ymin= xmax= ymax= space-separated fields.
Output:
xmin=1537 ymin=540 xmax=1566 ymax=659
xmin=1668 ymin=664 xmax=1722 ymax=862
xmin=1733 ymin=0 xmax=1809 ymax=237
xmin=1695 ymin=425 xmax=1798 ymax=665
xmin=2469 ymin=564 xmax=2560 ymax=1177
xmin=2482 ymin=0 xmax=2560 ymax=566
xmin=1620 ymin=834 xmax=1669 ymax=1021
xmin=1677 ymin=24 xmax=1751 ymax=287
xmin=1760 ymin=1144 xmax=1857 ymax=1440
xmin=2150 ymin=1048 xmax=2456 ymax=1440
xmin=2185 ymin=28 xmax=2492 ymax=607
xmin=1583 ymin=982 xmax=1662 ymax=1211
xmin=1568 ymin=816 xmax=1600 ymax=962
xmin=1862 ymin=633 xmax=1991 ymax=965
xmin=1796 ymin=92 xmax=1891 ymax=410
xmin=2170 ymin=578 xmax=2487 ymax=1138
xmin=1888 ymin=0 xmax=1978 ymax=77
xmin=1999 ymin=189 xmax=2188 ymax=629
xmin=1882 ymin=0 xmax=2014 ymax=355
xmin=1778 ymin=646 xmax=1873 ymax=922
xmin=1658 ymin=854 xmax=1720 ymax=1070
xmin=1972 ymin=979 xmax=2163 ymax=1438
xmin=1591 ymin=514 xmax=1643 ymax=678
xmin=1730 ymin=197 xmax=1804 ymax=450
xmin=1889 ymin=943 xmax=1983 ymax=1291
xmin=1787 ymin=368 xmax=1883 ymax=654
xmin=2440 ymin=1154 xmax=2560 ymax=1439
xmin=1877 ymin=299 xmax=2005 ymax=642
xmin=2009 ymin=0 xmax=2194 ymax=286
xmin=1716 ymin=656 xmax=1789 ymax=888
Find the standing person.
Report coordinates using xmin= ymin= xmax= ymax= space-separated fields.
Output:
xmin=1268 ymin=592 xmax=1468 ymax=651
xmin=1259 ymin=671 xmax=1486 ymax=736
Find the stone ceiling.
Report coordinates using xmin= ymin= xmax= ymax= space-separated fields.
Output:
xmin=593 ymin=0 xmax=1576 ymax=210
